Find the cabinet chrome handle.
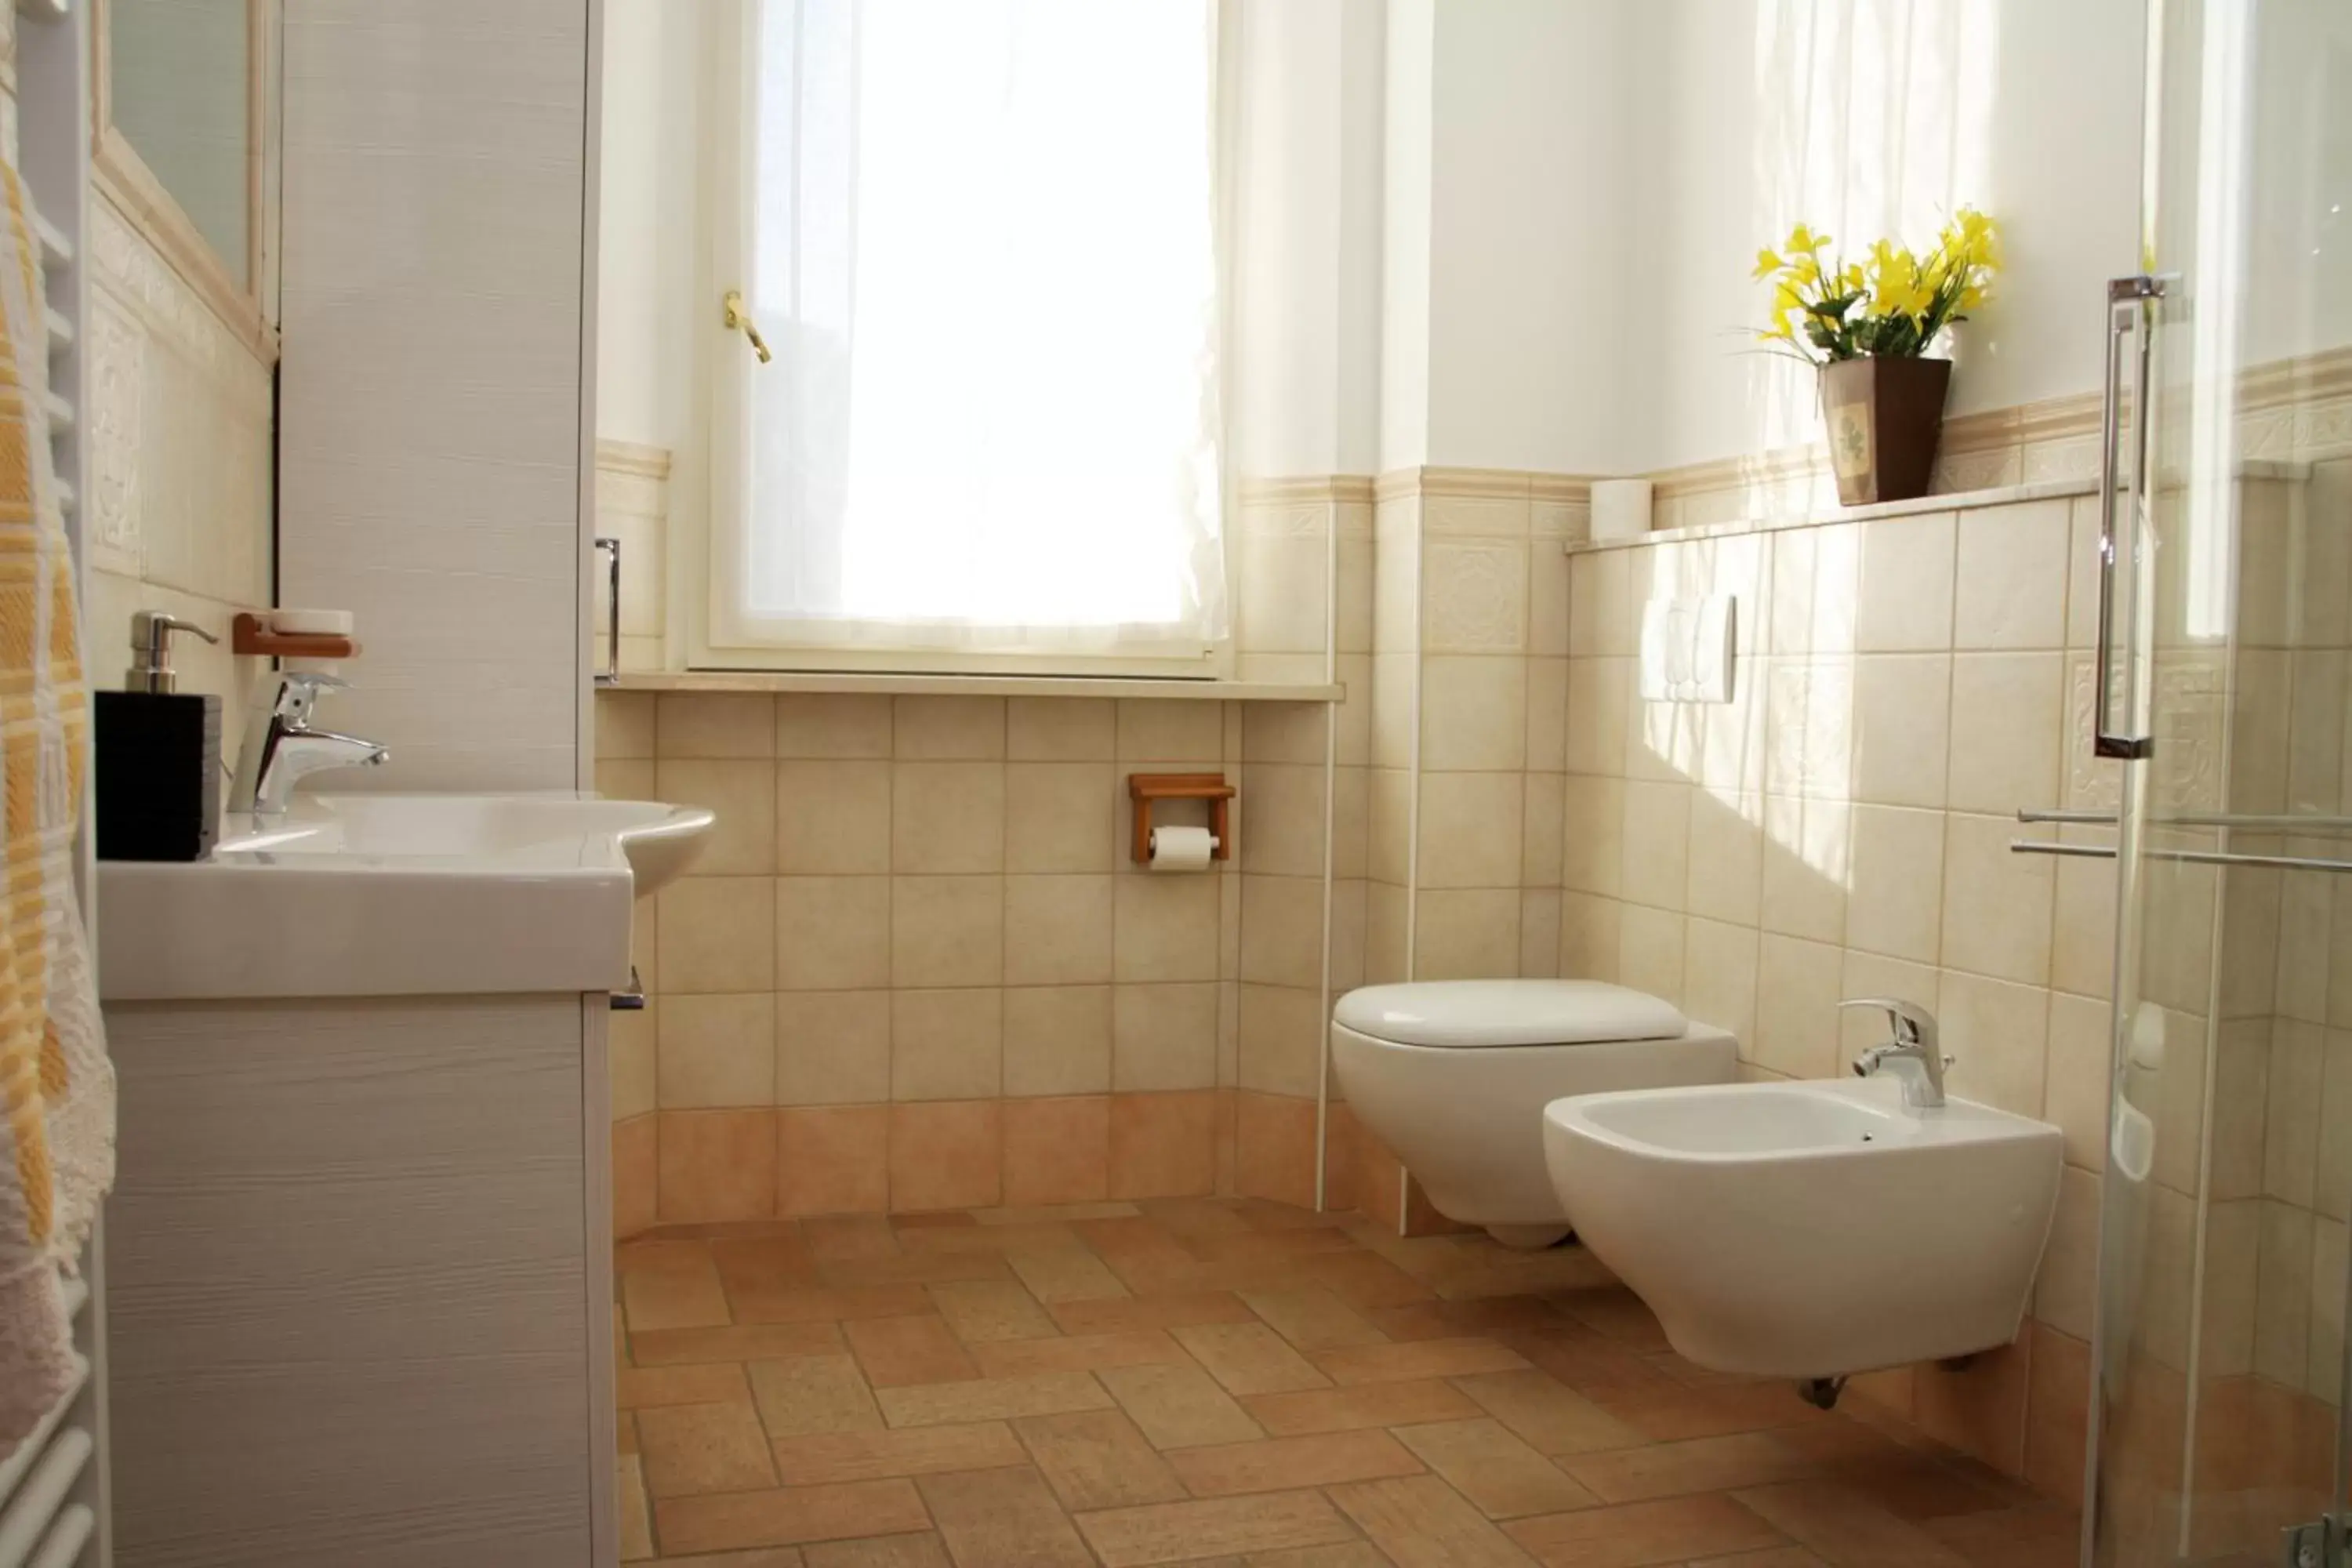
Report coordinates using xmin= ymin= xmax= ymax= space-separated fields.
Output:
xmin=2092 ymin=275 xmax=2165 ymax=760
xmin=594 ymin=535 xmax=621 ymax=687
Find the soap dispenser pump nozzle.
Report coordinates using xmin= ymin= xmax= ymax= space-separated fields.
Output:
xmin=126 ymin=611 xmax=218 ymax=695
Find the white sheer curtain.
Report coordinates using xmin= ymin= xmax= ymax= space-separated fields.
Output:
xmin=713 ymin=0 xmax=1229 ymax=665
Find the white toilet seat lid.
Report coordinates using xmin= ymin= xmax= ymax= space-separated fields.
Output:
xmin=1334 ymin=980 xmax=1686 ymax=1049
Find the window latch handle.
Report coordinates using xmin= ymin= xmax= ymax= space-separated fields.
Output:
xmin=723 ymin=289 xmax=772 ymax=364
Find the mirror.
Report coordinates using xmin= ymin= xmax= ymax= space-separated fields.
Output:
xmin=97 ymin=0 xmax=271 ymax=341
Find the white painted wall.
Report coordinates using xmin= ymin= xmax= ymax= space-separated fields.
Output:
xmin=1377 ymin=0 xmax=1433 ymax=473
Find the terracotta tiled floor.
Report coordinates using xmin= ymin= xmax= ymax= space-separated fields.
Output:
xmin=615 ymin=1199 xmax=2079 ymax=1567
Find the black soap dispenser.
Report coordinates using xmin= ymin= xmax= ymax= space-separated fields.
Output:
xmin=95 ymin=611 xmax=223 ymax=862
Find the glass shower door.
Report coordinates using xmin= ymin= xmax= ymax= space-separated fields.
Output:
xmin=2081 ymin=2 xmax=2351 ymax=1563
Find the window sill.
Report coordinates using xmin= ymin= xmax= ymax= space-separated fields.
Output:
xmin=601 ymin=670 xmax=1346 ymax=702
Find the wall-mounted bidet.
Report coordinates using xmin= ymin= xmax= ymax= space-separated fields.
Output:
xmin=1540 ymin=1003 xmax=2061 ymax=1396
xmin=1330 ymin=980 xmax=1739 ymax=1249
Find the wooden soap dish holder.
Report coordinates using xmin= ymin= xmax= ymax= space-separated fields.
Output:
xmin=1127 ymin=772 xmax=1236 ymax=864
xmin=232 ymin=612 xmax=360 ymax=661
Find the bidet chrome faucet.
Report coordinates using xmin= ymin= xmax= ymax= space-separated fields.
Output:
xmin=1839 ymin=996 xmax=1950 ymax=1109
xmin=229 ymin=671 xmax=390 ymax=815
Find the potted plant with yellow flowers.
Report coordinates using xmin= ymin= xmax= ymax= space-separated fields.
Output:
xmin=1755 ymin=209 xmax=2002 ymax=505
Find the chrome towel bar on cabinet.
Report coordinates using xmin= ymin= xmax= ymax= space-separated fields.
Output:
xmin=2016 ymin=808 xmax=2352 ymax=832
xmin=2009 ymin=837 xmax=2352 ymax=874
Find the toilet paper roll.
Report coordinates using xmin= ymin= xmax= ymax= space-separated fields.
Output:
xmin=1147 ymin=824 xmax=1217 ymax=872
xmin=1589 ymin=479 xmax=1654 ymax=542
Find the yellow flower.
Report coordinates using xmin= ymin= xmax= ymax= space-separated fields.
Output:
xmin=1772 ymin=282 xmax=1804 ymax=316
xmin=1789 ymin=255 xmax=1821 ymax=287
xmin=1958 ymin=285 xmax=1985 ymax=311
xmin=1784 ymin=222 xmax=1829 ymax=255
xmin=1842 ymin=263 xmax=1865 ymax=292
xmin=1751 ymin=246 xmax=1784 ymax=280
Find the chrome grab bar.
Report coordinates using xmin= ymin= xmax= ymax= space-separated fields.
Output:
xmin=2011 ymin=839 xmax=2352 ymax=873
xmin=2092 ymin=274 xmax=2166 ymax=760
xmin=2017 ymin=808 xmax=2352 ymax=832
xmin=594 ymin=535 xmax=622 ymax=687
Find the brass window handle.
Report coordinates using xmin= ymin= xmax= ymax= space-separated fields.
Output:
xmin=722 ymin=289 xmax=771 ymax=363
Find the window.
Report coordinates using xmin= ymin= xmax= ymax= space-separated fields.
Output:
xmin=705 ymin=0 xmax=1229 ymax=673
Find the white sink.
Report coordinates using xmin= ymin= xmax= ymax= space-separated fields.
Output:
xmin=1541 ymin=1078 xmax=2063 ymax=1380
xmin=100 ymin=793 xmax=713 ymax=1003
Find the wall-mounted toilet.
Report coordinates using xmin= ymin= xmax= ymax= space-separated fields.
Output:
xmin=1331 ymin=980 xmax=1739 ymax=1248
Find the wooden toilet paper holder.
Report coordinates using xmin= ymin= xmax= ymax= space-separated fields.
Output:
xmin=1128 ymin=772 xmax=1236 ymax=864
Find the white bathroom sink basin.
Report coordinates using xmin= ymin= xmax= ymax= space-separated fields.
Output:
xmin=1542 ymin=1078 xmax=2063 ymax=1379
xmin=99 ymin=793 xmax=713 ymax=1003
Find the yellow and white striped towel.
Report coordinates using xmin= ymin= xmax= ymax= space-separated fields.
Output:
xmin=0 ymin=159 xmax=111 ymax=1454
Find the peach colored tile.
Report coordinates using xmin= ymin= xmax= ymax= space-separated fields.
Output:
xmin=2022 ymin=1323 xmax=2090 ymax=1507
xmin=804 ymin=1534 xmax=953 ymax=1568
xmin=1234 ymin=1091 xmax=1319 ymax=1209
xmin=1013 ymin=1409 xmax=1189 ymax=1510
xmin=1006 ymin=1245 xmax=1130 ymax=1303
xmin=1392 ymin=1417 xmax=1599 ymax=1519
xmin=614 ymin=1115 xmax=658 ymax=1239
xmin=1172 ymin=1321 xmax=1332 ymax=1396
xmin=1504 ymin=1494 xmax=1791 ymax=1567
xmin=655 ymin=1479 xmax=930 ymax=1555
xmin=1921 ymin=1505 xmax=2079 ymax=1568
xmin=971 ymin=1330 xmax=1189 ymax=1377
xmin=1001 ymin=1095 xmax=1112 ymax=1207
xmin=1559 ymin=1432 xmax=1814 ymax=1504
xmin=804 ymin=1214 xmax=905 ymax=1259
xmin=780 ymin=1105 xmax=892 ymax=1218
xmin=1241 ymin=1378 xmax=1483 ymax=1437
xmin=617 ymin=1362 xmax=752 ymax=1410
xmin=1166 ymin=1429 xmax=1425 ymax=1497
xmin=1098 ymin=1363 xmax=1266 ymax=1449
xmin=1327 ymin=1474 xmax=1541 ymax=1566
xmin=630 ymin=1322 xmax=845 ymax=1367
xmin=1732 ymin=1481 xmax=1971 ymax=1566
xmin=872 ymin=1371 xmax=1117 ymax=1428
xmin=1049 ymin=1290 xmax=1258 ymax=1334
xmin=1237 ymin=1287 xmax=1388 ymax=1351
xmin=1454 ymin=1369 xmax=1648 ymax=1457
xmin=659 ymin=1109 xmax=780 ymax=1225
xmin=1311 ymin=1336 xmax=1531 ymax=1385
xmin=819 ymin=1249 xmax=1016 ymax=1288
xmin=1912 ymin=1338 xmax=2030 ymax=1479
xmin=844 ymin=1314 xmax=982 ymax=1388
xmin=771 ymin=1421 xmax=1028 ymax=1486
xmin=734 ymin=1282 xmax=937 ymax=1325
xmin=1109 ymin=1091 xmax=1220 ymax=1200
xmin=1076 ymin=1491 xmax=1357 ymax=1566
xmin=622 ymin=1252 xmax=733 ymax=1333
xmin=618 ymin=1453 xmax=653 ymax=1561
xmin=928 ymin=1279 xmax=1059 ymax=1343
xmin=749 ymin=1353 xmax=884 ymax=1437
xmin=916 ymin=1465 xmax=1094 ymax=1568
xmin=637 ymin=1399 xmax=780 ymax=1497
xmin=890 ymin=1102 xmax=1004 ymax=1213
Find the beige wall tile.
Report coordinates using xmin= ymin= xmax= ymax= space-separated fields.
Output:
xmin=1752 ymin=933 xmax=1842 ymax=1078
xmin=1113 ymin=873 xmax=1223 ymax=982
xmin=1759 ymin=794 xmax=1848 ymax=943
xmin=659 ymin=694 xmax=775 ymax=758
xmin=1762 ymin=657 xmax=1854 ymax=801
xmin=1238 ymin=982 xmax=1324 ymax=1096
xmin=1568 ymin=549 xmax=1632 ymax=658
xmin=1846 ymin=804 xmax=1944 ymax=964
xmin=2051 ymin=837 xmax=2118 ymax=1000
xmin=1118 ymin=699 xmax=1225 ymax=760
xmin=1685 ymin=791 xmax=1762 ymax=927
xmin=1681 ymin=917 xmax=1759 ymax=1044
xmin=1238 ymin=532 xmax=1333 ymax=655
xmin=612 ymin=1003 xmax=657 ymax=1120
xmin=1009 ymin=697 xmax=1115 ymax=760
xmin=893 ymin=762 xmax=1007 ymax=873
xmin=892 ymin=875 xmax=1007 ymax=988
xmin=1768 ymin=522 xmax=1860 ymax=656
xmin=1564 ymin=659 xmax=1630 ymax=776
xmin=1005 ymin=875 xmax=1116 ymax=986
xmin=1006 ymin=763 xmax=1118 ymax=874
xmin=1530 ymin=554 xmax=1571 ymax=659
xmin=2042 ymin=991 xmax=2110 ymax=1173
xmin=1852 ymin=654 xmax=1951 ymax=808
xmin=1240 ymin=875 xmax=1327 ymax=989
xmin=1338 ymin=534 xmax=1376 ymax=655
xmin=661 ymin=877 xmax=779 ymax=993
xmin=659 ymin=992 xmax=778 ymax=1108
xmin=2288 ymin=650 xmax=2347 ymax=815
xmin=2264 ymin=1018 xmax=2325 ymax=1205
xmin=2063 ymin=495 xmax=2104 ymax=650
xmin=1955 ymin=499 xmax=2069 ymax=651
xmin=1624 ymin=692 xmax=1705 ymax=784
xmin=1332 ymin=767 xmax=1370 ymax=881
xmin=1004 ymin=984 xmax=1114 ymax=1097
xmin=1372 ymin=653 xmax=1417 ymax=771
xmin=1423 ymin=539 xmax=1529 ymax=655
xmin=655 ymin=759 xmax=778 ymax=875
xmin=1113 ymin=982 xmax=1220 ymax=1091
xmin=599 ymin=691 xmax=657 ymax=759
xmin=1524 ymin=660 xmax=1570 ymax=781
xmin=1946 ymin=653 xmax=2063 ymax=815
xmin=2033 ymin=1165 xmax=2100 ymax=1342
xmin=1522 ymin=774 xmax=1566 ymax=889
xmin=2211 ymin=1019 xmax=2271 ymax=1202
xmin=891 ymin=988 xmax=1004 ymax=1100
xmin=1617 ymin=905 xmax=1686 ymax=1004
xmin=1243 ymin=704 xmax=1330 ymax=766
xmin=1854 ymin=511 xmax=1955 ymax=652
xmin=1619 ymin=780 xmax=1690 ymax=911
xmin=777 ymin=876 xmax=892 ymax=992
xmin=2318 ymin=1030 xmax=2352 ymax=1225
xmin=1414 ymin=889 xmax=1523 ymax=982
xmin=779 ymin=760 xmax=893 ymax=874
xmin=1560 ymin=775 xmax=1625 ymax=898
xmin=775 ymin=694 xmax=894 ymax=758
xmin=2255 ymin=1200 xmax=2316 ymax=1388
xmin=776 ymin=990 xmax=892 ymax=1105
xmin=1936 ymin=969 xmax=2050 ymax=1116
xmin=1368 ymin=768 xmax=1414 ymax=888
xmin=1558 ymin=891 xmax=1621 ymax=981
xmin=1417 ymin=772 xmax=1525 ymax=890
xmin=1940 ymin=812 xmax=2054 ymax=985
xmin=1241 ymin=764 xmax=1330 ymax=879
xmin=1519 ymin=891 xmax=1562 ymax=978
xmin=1420 ymin=656 xmax=1528 ymax=771
xmin=895 ymin=696 xmax=1007 ymax=759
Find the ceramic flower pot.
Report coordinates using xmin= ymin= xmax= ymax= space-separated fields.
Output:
xmin=1819 ymin=356 xmax=1951 ymax=506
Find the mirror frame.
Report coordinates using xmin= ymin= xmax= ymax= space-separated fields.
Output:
xmin=90 ymin=0 xmax=276 ymax=358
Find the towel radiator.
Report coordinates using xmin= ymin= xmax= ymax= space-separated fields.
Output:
xmin=4 ymin=0 xmax=108 ymax=1564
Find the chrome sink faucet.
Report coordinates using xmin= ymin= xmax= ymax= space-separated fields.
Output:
xmin=1839 ymin=996 xmax=1951 ymax=1109
xmin=229 ymin=671 xmax=390 ymax=816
